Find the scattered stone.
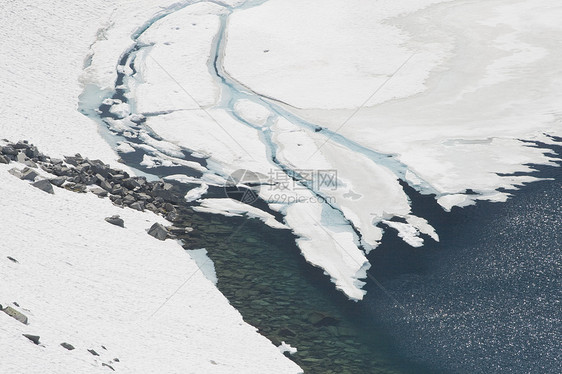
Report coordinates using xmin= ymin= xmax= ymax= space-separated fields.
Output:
xmin=88 ymin=349 xmax=100 ymax=356
xmin=148 ymin=223 xmax=168 ymax=241
xmin=21 ymin=167 xmax=39 ymax=181
xmin=102 ymin=363 xmax=115 ymax=371
xmin=307 ymin=311 xmax=339 ymax=327
xmin=32 ymin=179 xmax=54 ymax=194
xmin=50 ymin=177 xmax=66 ymax=187
xmin=1 ymin=145 xmax=18 ymax=155
xmin=90 ymin=187 xmax=108 ymax=198
xmin=113 ymin=358 xmax=120 ymax=362
xmin=8 ymin=168 xmax=23 ymax=179
xmin=3 ymin=306 xmax=28 ymax=324
xmin=16 ymin=152 xmax=27 ymax=163
xmin=0 ymin=155 xmax=9 ymax=164
xmin=61 ymin=342 xmax=75 ymax=350
xmin=7 ymin=256 xmax=18 ymax=263
xmin=23 ymin=334 xmax=40 ymax=345
xmin=130 ymin=201 xmax=144 ymax=211
xmin=105 ymin=215 xmax=124 ymax=228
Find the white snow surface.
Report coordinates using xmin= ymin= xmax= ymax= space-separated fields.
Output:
xmin=11 ymin=0 xmax=558 ymax=304
xmin=0 ymin=0 xmax=301 ymax=373
xmin=225 ymin=0 xmax=562 ymax=205
xmin=0 ymin=164 xmax=301 ymax=374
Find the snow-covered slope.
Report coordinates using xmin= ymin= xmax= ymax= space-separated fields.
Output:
xmin=0 ymin=161 xmax=300 ymax=374
xmin=0 ymin=1 xmax=301 ymax=373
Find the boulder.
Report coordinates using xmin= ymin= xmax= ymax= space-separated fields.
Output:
xmin=8 ymin=168 xmax=23 ymax=179
xmin=50 ymin=177 xmax=66 ymax=187
xmin=21 ymin=167 xmax=39 ymax=181
xmin=23 ymin=334 xmax=40 ymax=345
xmin=60 ymin=342 xmax=75 ymax=350
xmin=90 ymin=187 xmax=108 ymax=198
xmin=1 ymin=145 xmax=18 ymax=156
xmin=16 ymin=152 xmax=27 ymax=163
xmin=3 ymin=306 xmax=28 ymax=324
xmin=32 ymin=179 xmax=54 ymax=194
xmin=130 ymin=201 xmax=144 ymax=211
xmin=0 ymin=154 xmax=10 ymax=164
xmin=105 ymin=215 xmax=125 ymax=228
xmin=148 ymin=223 xmax=168 ymax=241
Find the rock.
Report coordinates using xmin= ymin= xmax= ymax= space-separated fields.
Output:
xmin=24 ymin=159 xmax=38 ymax=168
xmin=23 ymin=334 xmax=40 ymax=345
xmin=3 ymin=306 xmax=28 ymax=324
xmin=25 ymin=146 xmax=40 ymax=159
xmin=102 ymin=363 xmax=115 ymax=371
xmin=0 ymin=155 xmax=9 ymax=164
xmin=90 ymin=187 xmax=108 ymax=198
xmin=166 ymin=210 xmax=180 ymax=222
xmin=148 ymin=223 xmax=168 ymax=241
xmin=14 ymin=140 xmax=29 ymax=149
xmin=50 ymin=177 xmax=66 ymax=187
xmin=130 ymin=201 xmax=144 ymax=211
xmin=61 ymin=342 xmax=75 ymax=350
xmin=8 ymin=168 xmax=23 ymax=179
xmin=122 ymin=194 xmax=135 ymax=205
xmin=105 ymin=215 xmax=124 ymax=228
xmin=32 ymin=179 xmax=54 ymax=194
xmin=100 ymin=180 xmax=113 ymax=192
xmin=16 ymin=152 xmax=27 ymax=163
xmin=122 ymin=178 xmax=140 ymax=190
xmin=7 ymin=256 xmax=18 ymax=263
xmin=88 ymin=349 xmax=100 ymax=356
xmin=1 ymin=145 xmax=18 ymax=156
xmin=21 ymin=167 xmax=39 ymax=181
xmin=307 ymin=311 xmax=339 ymax=327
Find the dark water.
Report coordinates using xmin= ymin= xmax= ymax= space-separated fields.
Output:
xmin=114 ymin=126 xmax=561 ymax=373
xmin=366 ymin=145 xmax=562 ymax=373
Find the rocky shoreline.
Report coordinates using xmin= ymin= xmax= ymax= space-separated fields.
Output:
xmin=1 ymin=139 xmax=192 ymax=240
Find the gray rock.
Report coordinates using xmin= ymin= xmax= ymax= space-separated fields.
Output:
xmin=7 ymin=256 xmax=18 ymax=263
xmin=122 ymin=194 xmax=136 ymax=205
xmin=1 ymin=145 xmax=18 ymax=155
xmin=148 ymin=223 xmax=168 ymax=241
xmin=32 ymin=179 xmax=54 ymax=194
xmin=3 ymin=306 xmax=28 ymax=324
xmin=20 ymin=167 xmax=39 ymax=181
xmin=100 ymin=180 xmax=113 ymax=192
xmin=16 ymin=152 xmax=27 ymax=163
xmin=90 ymin=187 xmax=108 ymax=198
xmin=24 ymin=159 xmax=37 ymax=168
xmin=0 ymin=155 xmax=10 ymax=164
xmin=8 ymin=168 xmax=23 ymax=179
xmin=60 ymin=342 xmax=75 ymax=350
xmin=25 ymin=146 xmax=40 ymax=159
xmin=88 ymin=349 xmax=100 ymax=356
xmin=14 ymin=141 xmax=29 ymax=149
xmin=105 ymin=215 xmax=124 ymax=228
xmin=23 ymin=334 xmax=40 ymax=345
xmin=130 ymin=201 xmax=144 ymax=211
xmin=50 ymin=177 xmax=66 ymax=187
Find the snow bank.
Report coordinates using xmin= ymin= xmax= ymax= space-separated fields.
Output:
xmin=194 ymin=198 xmax=288 ymax=230
xmin=0 ymin=0 xmax=301 ymax=372
xmin=224 ymin=0 xmax=562 ymax=208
